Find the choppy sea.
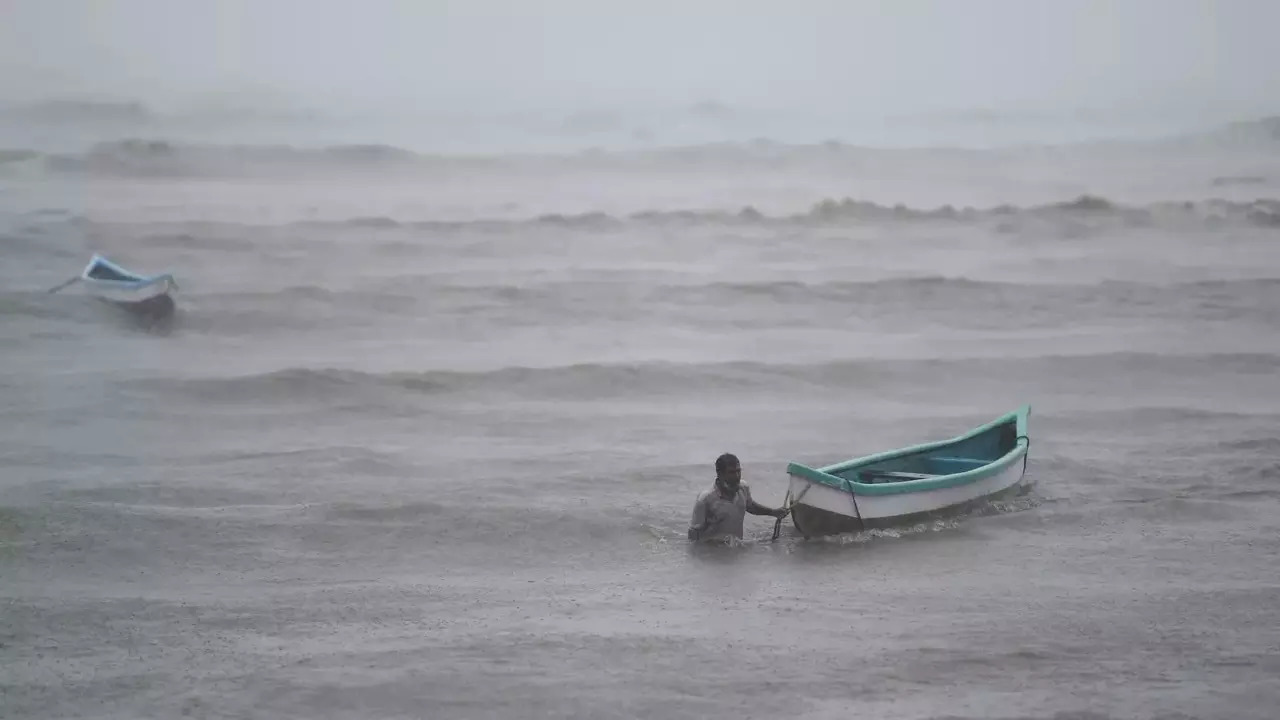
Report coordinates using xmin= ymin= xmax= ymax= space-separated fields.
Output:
xmin=3 ymin=111 xmax=1279 ymax=719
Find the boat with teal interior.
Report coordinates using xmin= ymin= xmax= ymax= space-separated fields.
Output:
xmin=782 ymin=405 xmax=1031 ymax=537
xmin=76 ymin=253 xmax=178 ymax=318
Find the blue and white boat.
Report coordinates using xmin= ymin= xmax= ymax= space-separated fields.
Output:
xmin=77 ymin=254 xmax=179 ymax=317
xmin=782 ymin=405 xmax=1032 ymax=537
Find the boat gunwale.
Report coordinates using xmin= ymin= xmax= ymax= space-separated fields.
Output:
xmin=80 ymin=254 xmax=176 ymax=291
xmin=785 ymin=405 xmax=1030 ymax=496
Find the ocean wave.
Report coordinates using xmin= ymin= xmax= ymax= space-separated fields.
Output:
xmin=654 ymin=275 xmax=1280 ymax=299
xmin=0 ymin=139 xmax=424 ymax=179
xmin=30 ymin=190 xmax=1280 ymax=238
xmin=195 ymin=285 xmax=421 ymax=305
xmin=611 ymin=276 xmax=1280 ymax=323
xmin=79 ymin=274 xmax=1270 ymax=339
xmin=116 ymin=351 xmax=1280 ymax=405
xmin=76 ymin=194 xmax=1275 ymax=231
xmin=7 ymin=262 xmax=1278 ymax=336
xmin=574 ymin=195 xmax=1280 ymax=228
xmin=3 ymin=113 xmax=1278 ymax=179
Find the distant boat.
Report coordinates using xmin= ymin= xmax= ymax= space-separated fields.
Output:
xmin=75 ymin=254 xmax=178 ymax=319
xmin=780 ymin=405 xmax=1032 ymax=538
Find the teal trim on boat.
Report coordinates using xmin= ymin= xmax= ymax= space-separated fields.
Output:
xmin=786 ymin=405 xmax=1030 ymax=496
xmin=81 ymin=254 xmax=176 ymax=290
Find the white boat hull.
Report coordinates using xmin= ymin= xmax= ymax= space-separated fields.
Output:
xmin=787 ymin=446 xmax=1030 ymax=536
xmin=84 ymin=276 xmax=175 ymax=305
xmin=78 ymin=254 xmax=178 ymax=320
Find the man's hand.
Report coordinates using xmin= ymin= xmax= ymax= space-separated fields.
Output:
xmin=773 ymin=507 xmax=790 ymax=519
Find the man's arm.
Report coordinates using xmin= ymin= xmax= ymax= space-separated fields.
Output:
xmin=688 ymin=495 xmax=708 ymax=541
xmin=743 ymin=485 xmax=787 ymax=518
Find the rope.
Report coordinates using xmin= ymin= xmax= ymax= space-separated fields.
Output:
xmin=771 ymin=488 xmax=792 ymax=541
xmin=843 ymin=478 xmax=866 ymax=531
xmin=771 ymin=483 xmax=812 ymax=541
xmin=47 ymin=276 xmax=79 ymax=293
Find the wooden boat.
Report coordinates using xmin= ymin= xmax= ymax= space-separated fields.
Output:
xmin=783 ymin=405 xmax=1031 ymax=537
xmin=77 ymin=254 xmax=179 ymax=319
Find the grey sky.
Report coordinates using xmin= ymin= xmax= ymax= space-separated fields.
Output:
xmin=2 ymin=0 xmax=1277 ymax=119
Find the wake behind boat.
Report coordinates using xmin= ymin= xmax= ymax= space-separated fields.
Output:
xmin=783 ymin=405 xmax=1032 ymax=537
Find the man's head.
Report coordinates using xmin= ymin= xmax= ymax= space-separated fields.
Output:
xmin=715 ymin=452 xmax=741 ymax=491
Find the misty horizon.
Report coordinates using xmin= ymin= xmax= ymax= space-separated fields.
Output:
xmin=3 ymin=0 xmax=1279 ymax=124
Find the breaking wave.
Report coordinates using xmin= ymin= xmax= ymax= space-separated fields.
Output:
xmin=524 ymin=194 xmax=1280 ymax=228
xmin=43 ymin=195 xmax=1280 ymax=230
xmin=0 ymin=139 xmax=422 ymax=178
xmin=2 ymin=114 xmax=1278 ymax=180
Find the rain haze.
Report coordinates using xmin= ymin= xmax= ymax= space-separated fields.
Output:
xmin=3 ymin=2 xmax=1280 ymax=720
xmin=3 ymin=0 xmax=1280 ymax=147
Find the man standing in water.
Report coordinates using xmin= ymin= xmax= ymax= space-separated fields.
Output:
xmin=688 ymin=453 xmax=789 ymax=542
